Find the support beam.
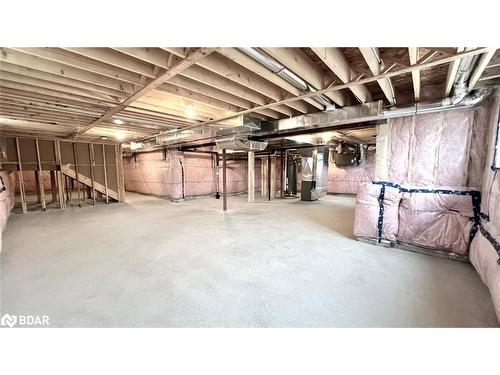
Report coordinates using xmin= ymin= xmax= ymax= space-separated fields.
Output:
xmin=270 ymin=155 xmax=276 ymax=199
xmin=247 ymin=151 xmax=255 ymax=203
xmin=53 ymin=140 xmax=65 ymax=209
xmin=311 ymin=48 xmax=372 ymax=103
xmin=15 ymin=137 xmax=27 ymax=213
xmin=267 ymin=154 xmax=271 ymax=201
xmin=408 ymin=48 xmax=420 ymax=102
xmin=359 ymin=47 xmax=396 ymax=105
xmin=68 ymin=48 xmax=218 ymax=137
xmin=469 ymin=49 xmax=496 ymax=90
xmin=35 ymin=139 xmax=47 ymax=211
xmin=262 ymin=48 xmax=349 ymax=106
xmin=72 ymin=143 xmax=82 ymax=206
xmin=444 ymin=47 xmax=465 ymax=97
xmin=222 ymin=149 xmax=227 ymax=211
xmin=218 ymin=48 xmax=323 ymax=110
xmin=102 ymin=144 xmax=109 ymax=204
xmin=261 ymin=157 xmax=268 ymax=197
xmin=89 ymin=144 xmax=96 ymax=205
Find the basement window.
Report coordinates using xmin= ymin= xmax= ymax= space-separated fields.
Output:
xmin=494 ymin=120 xmax=500 ymax=170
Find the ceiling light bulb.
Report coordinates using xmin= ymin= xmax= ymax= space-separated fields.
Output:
xmin=114 ymin=131 xmax=126 ymax=141
xmin=113 ymin=118 xmax=125 ymax=125
xmin=186 ymin=105 xmax=195 ymax=118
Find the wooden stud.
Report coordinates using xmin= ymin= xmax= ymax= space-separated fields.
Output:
xmin=248 ymin=151 xmax=255 ymax=203
xmin=15 ymin=137 xmax=27 ymax=213
xmin=469 ymin=49 xmax=496 ymax=90
xmin=50 ymin=171 xmax=57 ymax=202
xmin=88 ymin=143 xmax=96 ymax=205
xmin=102 ymin=144 xmax=109 ymax=204
xmin=35 ymin=139 xmax=47 ymax=211
xmin=53 ymin=140 xmax=66 ymax=209
xmin=72 ymin=142 xmax=82 ymax=206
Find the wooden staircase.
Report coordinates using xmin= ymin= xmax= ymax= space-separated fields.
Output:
xmin=61 ymin=166 xmax=118 ymax=201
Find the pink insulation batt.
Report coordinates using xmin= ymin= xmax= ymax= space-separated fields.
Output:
xmin=328 ymin=163 xmax=375 ymax=194
xmin=355 ymin=104 xmax=490 ymax=255
xmin=398 ymin=192 xmax=474 ymax=254
xmin=353 ymin=182 xmax=400 ymax=241
xmin=328 ymin=149 xmax=375 ymax=194
xmin=469 ymin=95 xmax=500 ymax=322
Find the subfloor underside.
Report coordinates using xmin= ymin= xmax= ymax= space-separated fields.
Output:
xmin=1 ymin=193 xmax=498 ymax=327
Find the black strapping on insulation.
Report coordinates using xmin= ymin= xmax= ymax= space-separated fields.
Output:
xmin=371 ymin=181 xmax=482 ymax=253
xmin=0 ymin=176 xmax=5 ymax=192
xmin=376 ymin=184 xmax=386 ymax=243
xmin=480 ymin=212 xmax=490 ymax=221
xmin=478 ymin=225 xmax=500 ymax=265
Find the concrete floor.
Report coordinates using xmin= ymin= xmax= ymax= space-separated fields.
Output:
xmin=1 ymin=192 xmax=498 ymax=327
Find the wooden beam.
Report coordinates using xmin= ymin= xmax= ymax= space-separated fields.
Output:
xmin=35 ymin=139 xmax=47 ymax=211
xmin=53 ymin=140 xmax=66 ymax=209
xmin=12 ymin=48 xmax=144 ymax=86
xmin=444 ymin=47 xmax=466 ymax=97
xmin=197 ymin=52 xmax=305 ymax=113
xmin=218 ymin=48 xmax=323 ymax=110
xmin=469 ymin=49 xmax=497 ymax=90
xmin=261 ymin=48 xmax=349 ymax=106
xmin=89 ymin=144 xmax=96 ymax=205
xmin=62 ymin=48 xmax=156 ymax=78
xmin=311 ymin=48 xmax=372 ymax=103
xmin=180 ymin=64 xmax=293 ymax=116
xmin=1 ymin=71 xmax=120 ymax=102
xmin=102 ymin=144 xmax=109 ymax=204
xmin=359 ymin=47 xmax=396 ymax=105
xmin=112 ymin=48 xmax=173 ymax=69
xmin=0 ymin=48 xmax=135 ymax=93
xmin=408 ymin=48 xmax=420 ymax=102
xmin=0 ymin=62 xmax=130 ymax=98
xmin=165 ymin=48 xmax=489 ymax=128
xmin=166 ymin=75 xmax=280 ymax=119
xmin=15 ymin=137 xmax=28 ymax=213
xmin=68 ymin=48 xmax=218 ymax=137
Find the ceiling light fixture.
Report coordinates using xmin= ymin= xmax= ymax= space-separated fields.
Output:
xmin=186 ymin=105 xmax=196 ymax=118
xmin=114 ymin=131 xmax=126 ymax=141
xmin=113 ymin=118 xmax=125 ymax=125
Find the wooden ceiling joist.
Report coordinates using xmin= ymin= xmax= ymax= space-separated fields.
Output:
xmin=0 ymin=48 xmax=135 ymax=93
xmin=62 ymin=48 xmax=157 ymax=78
xmin=0 ymin=62 xmax=129 ymax=99
xmin=261 ymin=48 xmax=350 ymax=107
xmin=12 ymin=48 xmax=145 ymax=86
xmin=111 ymin=48 xmax=173 ymax=70
xmin=182 ymin=47 xmax=491 ymax=128
xmin=469 ymin=49 xmax=496 ymax=90
xmin=408 ymin=48 xmax=421 ymax=102
xmin=218 ymin=48 xmax=323 ymax=111
xmin=444 ymin=47 xmax=465 ymax=97
xmin=311 ymin=48 xmax=372 ymax=103
xmin=359 ymin=47 xmax=396 ymax=105
xmin=68 ymin=48 xmax=219 ymax=137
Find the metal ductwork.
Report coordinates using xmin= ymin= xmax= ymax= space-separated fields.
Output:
xmin=442 ymin=51 xmax=479 ymax=106
xmin=215 ymin=136 xmax=268 ymax=151
xmin=237 ymin=47 xmax=335 ymax=110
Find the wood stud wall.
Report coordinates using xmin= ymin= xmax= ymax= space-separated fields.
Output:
xmin=0 ymin=136 xmax=125 ymax=212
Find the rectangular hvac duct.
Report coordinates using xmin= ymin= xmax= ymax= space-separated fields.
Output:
xmin=215 ymin=136 xmax=268 ymax=151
